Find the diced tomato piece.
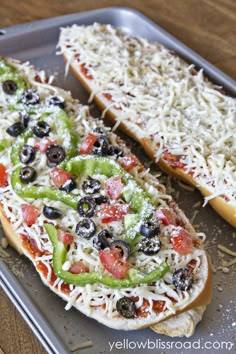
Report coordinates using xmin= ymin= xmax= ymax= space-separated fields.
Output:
xmin=99 ymin=248 xmax=130 ymax=279
xmin=119 ymin=155 xmax=138 ymax=172
xmin=58 ymin=230 xmax=74 ymax=245
xmin=152 ymin=300 xmax=165 ymax=313
xmin=80 ymin=133 xmax=97 ymax=154
xmin=155 ymin=209 xmax=176 ymax=226
xmin=0 ymin=164 xmax=8 ymax=187
xmin=50 ymin=167 xmax=73 ymax=188
xmin=100 ymin=203 xmax=131 ymax=223
xmin=162 ymin=151 xmax=186 ymax=169
xmin=171 ymin=227 xmax=194 ymax=255
xmin=105 ymin=176 xmax=124 ymax=200
xmin=21 ymin=204 xmax=39 ymax=226
xmin=69 ymin=261 xmax=89 ymax=274
xmin=35 ymin=138 xmax=56 ymax=153
xmin=136 ymin=299 xmax=150 ymax=318
xmin=80 ymin=63 xmax=93 ymax=80
xmin=103 ymin=93 xmax=113 ymax=101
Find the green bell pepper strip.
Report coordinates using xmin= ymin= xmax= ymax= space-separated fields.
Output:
xmin=11 ymin=165 xmax=79 ymax=208
xmin=0 ymin=139 xmax=9 ymax=152
xmin=44 ymin=223 xmax=170 ymax=288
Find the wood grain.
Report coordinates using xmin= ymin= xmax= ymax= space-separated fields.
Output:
xmin=0 ymin=1 xmax=235 ymax=353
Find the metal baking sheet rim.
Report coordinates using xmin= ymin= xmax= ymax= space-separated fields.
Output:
xmin=0 ymin=7 xmax=235 ymax=354
xmin=0 ymin=261 xmax=68 ymax=354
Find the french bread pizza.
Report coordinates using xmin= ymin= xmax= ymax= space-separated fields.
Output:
xmin=0 ymin=57 xmax=212 ymax=337
xmin=58 ymin=23 xmax=236 ymax=227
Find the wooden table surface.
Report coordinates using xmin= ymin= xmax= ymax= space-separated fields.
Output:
xmin=0 ymin=1 xmax=235 ymax=353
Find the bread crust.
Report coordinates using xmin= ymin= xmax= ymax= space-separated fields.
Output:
xmin=0 ymin=56 xmax=211 ymax=336
xmin=66 ymin=55 xmax=236 ymax=228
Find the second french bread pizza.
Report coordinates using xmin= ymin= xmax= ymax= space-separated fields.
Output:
xmin=0 ymin=57 xmax=211 ymax=337
xmin=58 ymin=23 xmax=236 ymax=227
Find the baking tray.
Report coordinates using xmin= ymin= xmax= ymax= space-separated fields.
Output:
xmin=0 ymin=7 xmax=235 ymax=354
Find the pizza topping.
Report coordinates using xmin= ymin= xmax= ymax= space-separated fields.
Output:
xmin=19 ymin=144 xmax=36 ymax=164
xmin=119 ymin=155 xmax=138 ymax=172
xmin=37 ymin=137 xmax=56 ymax=153
xmin=155 ymin=209 xmax=176 ymax=226
xmin=99 ymin=248 xmax=130 ymax=279
xmin=57 ymin=229 xmax=74 ymax=245
xmin=33 ymin=121 xmax=50 ymax=138
xmin=19 ymin=111 xmax=30 ymax=128
xmin=80 ymin=133 xmax=97 ymax=154
xmin=93 ymin=230 xmax=111 ymax=250
xmin=59 ymin=178 xmax=77 ymax=193
xmin=108 ymin=145 xmax=124 ymax=158
xmin=46 ymin=95 xmax=65 ymax=109
xmin=21 ymin=204 xmax=39 ymax=226
xmin=44 ymin=224 xmax=169 ymax=287
xmin=43 ymin=205 xmax=62 ymax=220
xmin=116 ymin=297 xmax=136 ymax=319
xmin=92 ymin=135 xmax=109 ymax=156
xmin=6 ymin=122 xmax=24 ymax=137
xmin=50 ymin=167 xmax=73 ymax=188
xmin=170 ymin=227 xmax=194 ymax=255
xmin=0 ymin=164 xmax=8 ymax=187
xmin=94 ymin=195 xmax=109 ymax=205
xmin=110 ymin=240 xmax=131 ymax=261
xmin=100 ymin=203 xmax=131 ymax=223
xmin=21 ymin=89 xmax=40 ymax=105
xmin=140 ymin=220 xmax=160 ymax=238
xmin=46 ymin=144 xmax=66 ymax=166
xmin=69 ymin=261 xmax=89 ymax=274
xmin=2 ymin=79 xmax=18 ymax=95
xmin=76 ymin=218 xmax=96 ymax=239
xmin=19 ymin=166 xmax=37 ymax=183
xmin=105 ymin=176 xmax=124 ymax=200
xmin=77 ymin=196 xmax=96 ymax=217
xmin=82 ymin=176 xmax=101 ymax=194
xmin=172 ymin=268 xmax=194 ymax=291
xmin=139 ymin=236 xmax=161 ymax=255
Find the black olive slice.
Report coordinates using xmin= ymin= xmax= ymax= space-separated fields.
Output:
xmin=43 ymin=206 xmax=62 ymax=220
xmin=19 ymin=166 xmax=37 ymax=184
xmin=92 ymin=135 xmax=109 ymax=156
xmin=82 ymin=176 xmax=101 ymax=194
xmin=93 ymin=127 xmax=106 ymax=135
xmin=46 ymin=144 xmax=66 ymax=166
xmin=21 ymin=89 xmax=40 ymax=105
xmin=6 ymin=122 xmax=24 ymax=137
xmin=33 ymin=121 xmax=50 ymax=138
xmin=110 ymin=240 xmax=131 ymax=260
xmin=116 ymin=297 xmax=136 ymax=319
xmin=2 ymin=80 xmax=18 ymax=95
xmin=172 ymin=268 xmax=194 ymax=291
xmin=59 ymin=179 xmax=76 ymax=193
xmin=19 ymin=144 xmax=36 ymax=164
xmin=76 ymin=218 xmax=96 ymax=239
xmin=94 ymin=195 xmax=109 ymax=205
xmin=46 ymin=95 xmax=65 ymax=109
xmin=139 ymin=236 xmax=161 ymax=255
xmin=93 ymin=230 xmax=111 ymax=250
xmin=108 ymin=145 xmax=124 ymax=158
xmin=77 ymin=196 xmax=96 ymax=217
xmin=19 ymin=111 xmax=30 ymax=128
xmin=140 ymin=220 xmax=160 ymax=238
